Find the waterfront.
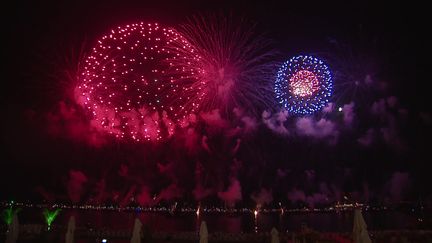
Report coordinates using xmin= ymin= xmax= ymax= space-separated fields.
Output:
xmin=13 ymin=207 xmax=430 ymax=233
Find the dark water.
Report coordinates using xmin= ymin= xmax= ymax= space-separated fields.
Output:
xmin=16 ymin=208 xmax=429 ymax=233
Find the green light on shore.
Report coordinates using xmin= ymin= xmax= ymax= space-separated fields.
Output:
xmin=43 ymin=209 xmax=61 ymax=230
xmin=2 ymin=206 xmax=20 ymax=225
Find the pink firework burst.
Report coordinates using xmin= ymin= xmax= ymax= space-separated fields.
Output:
xmin=75 ymin=22 xmax=201 ymax=142
xmin=289 ymin=70 xmax=320 ymax=97
xmin=170 ymin=14 xmax=276 ymax=117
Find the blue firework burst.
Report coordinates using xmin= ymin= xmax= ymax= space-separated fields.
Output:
xmin=275 ymin=55 xmax=333 ymax=115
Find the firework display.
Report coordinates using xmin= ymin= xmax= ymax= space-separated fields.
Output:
xmin=43 ymin=208 xmax=61 ymax=230
xmin=75 ymin=23 xmax=201 ymax=141
xmin=275 ymin=55 xmax=333 ymax=115
xmin=172 ymin=15 xmax=276 ymax=116
xmin=2 ymin=205 xmax=19 ymax=225
xmin=75 ymin=21 xmax=334 ymax=143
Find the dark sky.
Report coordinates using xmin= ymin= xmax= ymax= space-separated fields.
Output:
xmin=1 ymin=0 xmax=429 ymax=206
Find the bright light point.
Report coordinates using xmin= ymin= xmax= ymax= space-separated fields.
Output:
xmin=254 ymin=210 xmax=258 ymax=217
xmin=338 ymin=107 xmax=343 ymax=112
xmin=102 ymin=239 xmax=107 ymax=243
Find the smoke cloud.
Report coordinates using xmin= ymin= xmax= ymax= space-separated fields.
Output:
xmin=67 ymin=170 xmax=88 ymax=203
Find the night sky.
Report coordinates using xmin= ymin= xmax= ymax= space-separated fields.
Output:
xmin=1 ymin=0 xmax=429 ymax=208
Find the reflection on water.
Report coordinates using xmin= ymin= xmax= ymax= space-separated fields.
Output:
xmin=15 ymin=208 xmax=428 ymax=233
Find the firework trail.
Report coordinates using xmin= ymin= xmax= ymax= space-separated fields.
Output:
xmin=170 ymin=14 xmax=277 ymax=117
xmin=75 ymin=22 xmax=201 ymax=142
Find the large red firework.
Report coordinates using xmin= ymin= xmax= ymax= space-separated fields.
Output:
xmin=75 ymin=23 xmax=201 ymax=141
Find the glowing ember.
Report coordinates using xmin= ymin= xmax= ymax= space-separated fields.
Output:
xmin=75 ymin=22 xmax=201 ymax=141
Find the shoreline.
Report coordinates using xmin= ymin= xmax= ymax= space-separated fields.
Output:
xmin=2 ymin=224 xmax=432 ymax=242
